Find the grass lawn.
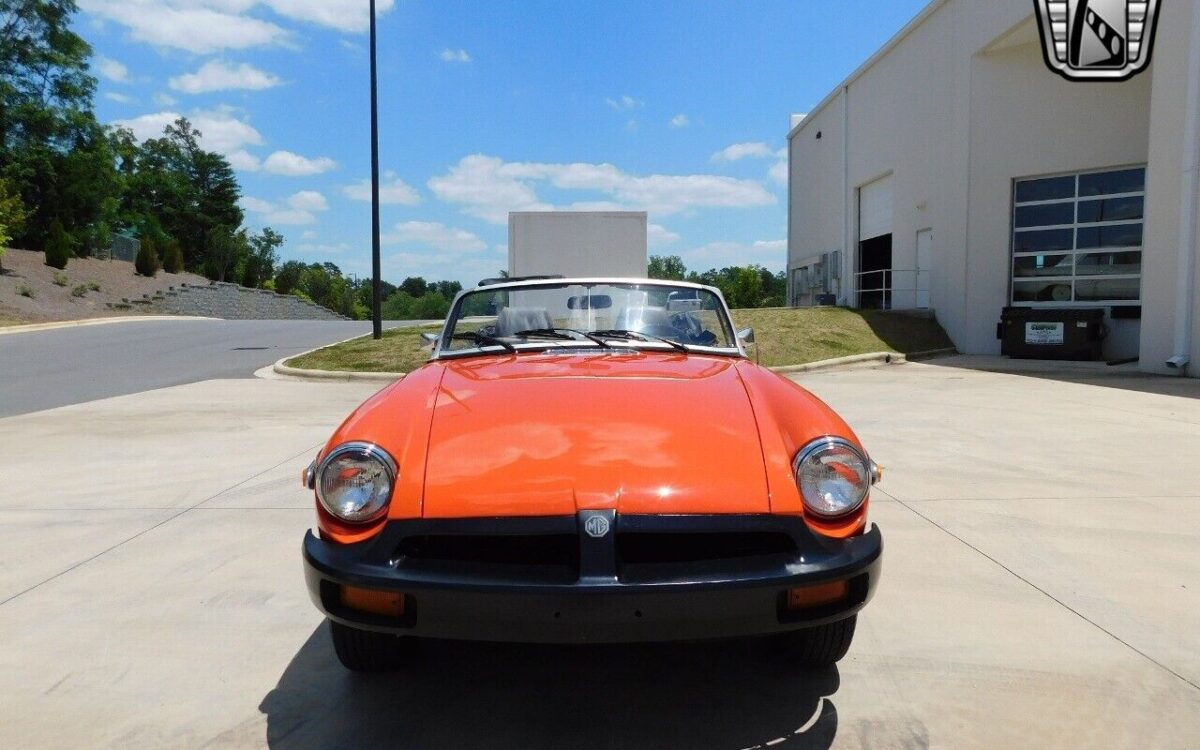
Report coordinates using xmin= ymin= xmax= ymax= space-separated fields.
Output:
xmin=732 ymin=307 xmax=954 ymax=368
xmin=285 ymin=324 xmax=443 ymax=373
xmin=284 ymin=308 xmax=954 ymax=373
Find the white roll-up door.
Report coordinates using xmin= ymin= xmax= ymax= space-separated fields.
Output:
xmin=858 ymin=176 xmax=893 ymax=241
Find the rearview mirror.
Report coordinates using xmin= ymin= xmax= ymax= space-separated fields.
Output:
xmin=736 ymin=327 xmax=755 ymax=344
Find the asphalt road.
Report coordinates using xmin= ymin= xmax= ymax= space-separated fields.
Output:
xmin=0 ymin=318 xmax=418 ymax=418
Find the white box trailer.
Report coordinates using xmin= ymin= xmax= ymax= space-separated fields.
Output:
xmin=507 ymin=211 xmax=648 ymax=279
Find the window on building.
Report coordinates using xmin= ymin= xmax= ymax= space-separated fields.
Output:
xmin=1010 ymin=167 xmax=1144 ymax=305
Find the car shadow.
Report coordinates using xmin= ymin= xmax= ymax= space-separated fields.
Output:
xmin=259 ymin=622 xmax=840 ymax=750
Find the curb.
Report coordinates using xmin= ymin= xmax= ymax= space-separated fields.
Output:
xmin=272 ymin=359 xmax=405 ymax=382
xmin=770 ymin=351 xmax=908 ymax=374
xmin=0 ymin=315 xmax=218 ymax=336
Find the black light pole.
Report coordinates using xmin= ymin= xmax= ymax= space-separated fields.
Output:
xmin=369 ymin=0 xmax=383 ymax=339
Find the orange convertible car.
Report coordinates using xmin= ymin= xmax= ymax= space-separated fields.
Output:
xmin=302 ymin=277 xmax=882 ymax=671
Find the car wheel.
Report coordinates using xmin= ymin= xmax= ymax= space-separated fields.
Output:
xmin=778 ymin=615 xmax=857 ymax=667
xmin=329 ymin=620 xmax=412 ymax=672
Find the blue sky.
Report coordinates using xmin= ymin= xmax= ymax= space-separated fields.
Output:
xmin=82 ymin=0 xmax=929 ymax=286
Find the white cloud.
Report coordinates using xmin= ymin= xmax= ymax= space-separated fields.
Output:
xmin=605 ymin=94 xmax=642 ymax=111
xmin=711 ymin=142 xmax=776 ymax=162
xmin=429 ymin=154 xmax=776 ymax=224
xmin=669 ymin=113 xmax=690 ymax=128
xmin=104 ymin=92 xmax=134 ymax=104
xmin=438 ymin=48 xmax=472 ymax=63
xmin=154 ymin=92 xmax=177 ymax=107
xmin=287 ymin=190 xmax=328 ymax=212
xmin=241 ymin=190 xmax=328 ymax=225
xmin=300 ymin=230 xmax=317 ymax=240
xmin=79 ymin=1 xmax=290 ymax=54
xmin=169 ymin=60 xmax=281 ymax=94
xmin=648 ymin=223 xmax=680 ymax=246
xmin=681 ymin=240 xmax=786 ymax=271
xmin=383 ymin=221 xmax=486 ymax=252
xmin=113 ymin=106 xmax=263 ymax=154
xmin=95 ymin=56 xmax=129 ymax=82
xmin=265 ymin=0 xmax=396 ymax=34
xmin=241 ymin=196 xmax=275 ymax=213
xmin=768 ymin=159 xmax=788 ymax=185
xmin=262 ymin=150 xmax=337 ymax=176
xmin=79 ymin=1 xmax=397 ymax=52
xmin=342 ymin=172 xmax=421 ymax=205
xmin=226 ymin=149 xmax=262 ymax=172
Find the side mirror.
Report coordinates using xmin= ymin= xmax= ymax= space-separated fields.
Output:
xmin=736 ymin=327 xmax=755 ymax=344
xmin=421 ymin=332 xmax=440 ymax=348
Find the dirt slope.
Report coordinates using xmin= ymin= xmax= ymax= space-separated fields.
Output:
xmin=0 ymin=247 xmax=209 ymax=324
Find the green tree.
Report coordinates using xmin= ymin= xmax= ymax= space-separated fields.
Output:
xmin=400 ymin=276 xmax=428 ymax=297
xmin=1 ymin=1 xmax=118 ymax=250
xmin=242 ymin=227 xmax=282 ymax=288
xmin=299 ymin=263 xmax=334 ymax=307
xmin=43 ymin=218 xmax=71 ymax=269
xmin=134 ymin=236 xmax=159 ymax=277
xmin=274 ymin=260 xmax=305 ymax=295
xmin=0 ymin=176 xmax=27 ymax=269
xmin=204 ymin=227 xmax=246 ymax=282
xmin=161 ymin=238 xmax=184 ymax=274
xmin=648 ymin=255 xmax=687 ymax=280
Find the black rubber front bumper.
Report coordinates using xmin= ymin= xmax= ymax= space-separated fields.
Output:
xmin=303 ymin=512 xmax=882 ymax=644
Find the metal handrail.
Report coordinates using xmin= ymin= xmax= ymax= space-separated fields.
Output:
xmin=854 ymin=269 xmax=931 ymax=310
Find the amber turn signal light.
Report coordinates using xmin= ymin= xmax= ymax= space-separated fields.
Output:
xmin=786 ymin=580 xmax=848 ymax=610
xmin=340 ymin=585 xmax=406 ymax=618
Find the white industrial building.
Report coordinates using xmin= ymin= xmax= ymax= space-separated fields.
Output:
xmin=787 ymin=0 xmax=1200 ymax=377
xmin=508 ymin=211 xmax=648 ymax=279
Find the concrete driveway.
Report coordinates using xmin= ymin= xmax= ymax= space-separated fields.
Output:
xmin=0 ymin=357 xmax=1197 ymax=749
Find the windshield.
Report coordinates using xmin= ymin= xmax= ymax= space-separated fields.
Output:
xmin=442 ymin=282 xmax=738 ymax=355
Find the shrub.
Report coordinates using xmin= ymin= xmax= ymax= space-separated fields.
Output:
xmin=44 ymin=221 xmax=72 ymax=270
xmin=17 ymin=284 xmax=34 ymax=298
xmin=162 ymin=240 xmax=184 ymax=274
xmin=71 ymin=284 xmax=88 ymax=298
xmin=135 ymin=238 xmax=159 ymax=277
xmin=87 ymin=281 xmax=101 ymax=292
xmin=52 ymin=272 xmax=69 ymax=287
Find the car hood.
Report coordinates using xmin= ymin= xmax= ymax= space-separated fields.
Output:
xmin=421 ymin=352 xmax=770 ymax=518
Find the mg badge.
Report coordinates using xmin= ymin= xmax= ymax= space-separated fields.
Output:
xmin=584 ymin=515 xmax=611 ymax=538
xmin=1034 ymin=0 xmax=1161 ymax=81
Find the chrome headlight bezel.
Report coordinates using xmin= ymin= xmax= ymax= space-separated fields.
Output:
xmin=314 ymin=442 xmax=397 ymax=524
xmin=792 ymin=437 xmax=874 ymax=519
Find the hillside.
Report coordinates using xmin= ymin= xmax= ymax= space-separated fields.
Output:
xmin=0 ymin=248 xmax=209 ymax=325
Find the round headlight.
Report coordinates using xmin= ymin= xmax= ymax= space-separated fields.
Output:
xmin=315 ymin=443 xmax=396 ymax=523
xmin=793 ymin=438 xmax=872 ymax=519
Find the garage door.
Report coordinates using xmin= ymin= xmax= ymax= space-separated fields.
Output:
xmin=859 ymin=175 xmax=893 ymax=241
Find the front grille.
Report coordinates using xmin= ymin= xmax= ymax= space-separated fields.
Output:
xmin=616 ymin=531 xmax=797 ymax=565
xmin=615 ymin=531 xmax=798 ymax=583
xmin=395 ymin=534 xmax=579 ymax=584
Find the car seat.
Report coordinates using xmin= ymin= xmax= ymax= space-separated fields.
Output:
xmin=496 ymin=307 xmax=554 ymax=337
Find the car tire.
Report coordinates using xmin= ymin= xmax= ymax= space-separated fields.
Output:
xmin=779 ymin=615 xmax=857 ymax=667
xmin=329 ymin=620 xmax=412 ymax=672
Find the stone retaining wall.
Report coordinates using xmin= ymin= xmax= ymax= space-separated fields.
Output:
xmin=109 ymin=281 xmax=349 ymax=321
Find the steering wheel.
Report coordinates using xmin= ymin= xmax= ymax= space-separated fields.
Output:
xmin=670 ymin=312 xmax=703 ymax=340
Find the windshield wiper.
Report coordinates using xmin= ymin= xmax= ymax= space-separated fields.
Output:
xmin=451 ymin=331 xmax=517 ymax=353
xmin=592 ymin=329 xmax=689 ymax=353
xmin=513 ymin=328 xmax=612 ymax=349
